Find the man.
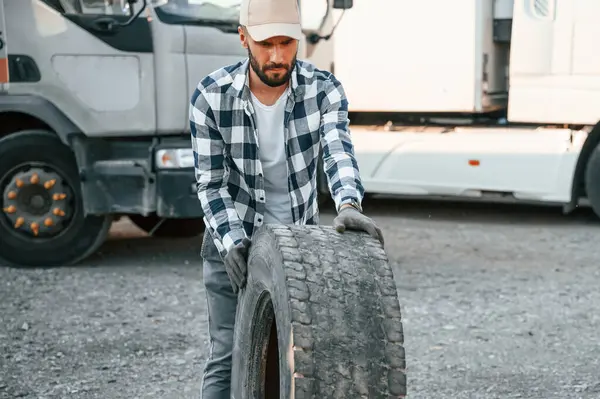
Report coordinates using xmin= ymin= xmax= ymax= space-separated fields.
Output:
xmin=189 ymin=0 xmax=384 ymax=396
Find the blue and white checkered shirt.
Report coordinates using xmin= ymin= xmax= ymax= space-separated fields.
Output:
xmin=190 ymin=58 xmax=364 ymax=256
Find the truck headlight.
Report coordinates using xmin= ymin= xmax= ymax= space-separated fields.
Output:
xmin=155 ymin=149 xmax=195 ymax=169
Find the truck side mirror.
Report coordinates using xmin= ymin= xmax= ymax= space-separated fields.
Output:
xmin=127 ymin=0 xmax=138 ymax=17
xmin=333 ymin=0 xmax=352 ymax=9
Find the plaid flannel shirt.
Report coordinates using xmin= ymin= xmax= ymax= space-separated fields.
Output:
xmin=190 ymin=58 xmax=364 ymax=256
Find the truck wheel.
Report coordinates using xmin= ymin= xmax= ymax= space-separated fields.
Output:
xmin=231 ymin=224 xmax=407 ymax=398
xmin=585 ymin=144 xmax=600 ymax=220
xmin=0 ymin=130 xmax=112 ymax=267
xmin=128 ymin=214 xmax=205 ymax=238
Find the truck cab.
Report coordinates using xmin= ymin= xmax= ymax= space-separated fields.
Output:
xmin=0 ymin=0 xmax=351 ymax=267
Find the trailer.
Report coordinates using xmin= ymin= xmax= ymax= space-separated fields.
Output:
xmin=320 ymin=0 xmax=600 ymax=218
xmin=0 ymin=0 xmax=350 ymax=267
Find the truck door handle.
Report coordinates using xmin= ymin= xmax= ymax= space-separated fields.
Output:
xmin=90 ymin=17 xmax=119 ymax=33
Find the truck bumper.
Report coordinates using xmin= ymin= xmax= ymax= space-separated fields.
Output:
xmin=156 ymin=169 xmax=203 ymax=218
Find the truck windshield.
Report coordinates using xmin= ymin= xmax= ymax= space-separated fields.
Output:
xmin=57 ymin=0 xmax=241 ymax=29
xmin=154 ymin=0 xmax=241 ymax=26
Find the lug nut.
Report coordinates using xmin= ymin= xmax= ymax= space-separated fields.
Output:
xmin=15 ymin=178 xmax=24 ymax=188
xmin=3 ymin=205 xmax=16 ymax=214
xmin=30 ymin=222 xmax=39 ymax=236
xmin=53 ymin=208 xmax=65 ymax=217
xmin=7 ymin=191 xmax=16 ymax=200
xmin=53 ymin=193 xmax=67 ymax=201
xmin=44 ymin=218 xmax=53 ymax=227
xmin=14 ymin=217 xmax=24 ymax=228
xmin=30 ymin=173 xmax=39 ymax=184
xmin=44 ymin=179 xmax=56 ymax=190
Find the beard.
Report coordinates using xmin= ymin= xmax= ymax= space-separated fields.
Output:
xmin=248 ymin=47 xmax=296 ymax=88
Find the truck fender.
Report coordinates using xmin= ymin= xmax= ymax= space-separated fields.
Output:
xmin=0 ymin=94 xmax=81 ymax=145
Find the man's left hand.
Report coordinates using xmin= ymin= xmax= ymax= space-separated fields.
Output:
xmin=333 ymin=206 xmax=384 ymax=246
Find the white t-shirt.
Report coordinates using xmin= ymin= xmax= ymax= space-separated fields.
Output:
xmin=250 ymin=89 xmax=294 ymax=225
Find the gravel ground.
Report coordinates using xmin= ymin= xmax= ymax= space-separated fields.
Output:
xmin=1 ymin=197 xmax=600 ymax=398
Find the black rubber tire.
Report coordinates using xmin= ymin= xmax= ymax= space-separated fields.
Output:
xmin=0 ymin=130 xmax=112 ymax=267
xmin=231 ymin=224 xmax=407 ymax=398
xmin=128 ymin=214 xmax=205 ymax=238
xmin=585 ymin=144 xmax=600 ymax=220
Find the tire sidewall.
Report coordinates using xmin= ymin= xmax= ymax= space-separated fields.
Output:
xmin=585 ymin=144 xmax=600 ymax=219
xmin=231 ymin=227 xmax=294 ymax=399
xmin=0 ymin=130 xmax=109 ymax=266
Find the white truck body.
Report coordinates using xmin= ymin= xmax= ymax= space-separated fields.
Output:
xmin=3 ymin=0 xmax=245 ymax=137
xmin=326 ymin=0 xmax=600 ymax=212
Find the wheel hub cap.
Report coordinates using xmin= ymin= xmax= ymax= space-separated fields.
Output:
xmin=2 ymin=167 xmax=72 ymax=238
xmin=30 ymin=194 xmax=45 ymax=210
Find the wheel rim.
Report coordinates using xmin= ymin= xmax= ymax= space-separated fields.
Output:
xmin=0 ymin=162 xmax=77 ymax=241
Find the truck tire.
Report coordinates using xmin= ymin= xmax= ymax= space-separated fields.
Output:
xmin=128 ymin=214 xmax=205 ymax=238
xmin=0 ymin=130 xmax=112 ymax=267
xmin=231 ymin=224 xmax=407 ymax=398
xmin=585 ymin=144 xmax=600 ymax=220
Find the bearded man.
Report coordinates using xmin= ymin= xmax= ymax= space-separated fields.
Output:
xmin=189 ymin=0 xmax=384 ymax=397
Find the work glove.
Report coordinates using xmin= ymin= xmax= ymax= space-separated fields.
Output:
xmin=333 ymin=206 xmax=385 ymax=246
xmin=224 ymin=237 xmax=251 ymax=294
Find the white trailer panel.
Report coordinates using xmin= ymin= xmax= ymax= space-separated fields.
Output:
xmin=508 ymin=0 xmax=600 ymax=124
xmin=350 ymin=126 xmax=588 ymax=204
xmin=332 ymin=0 xmax=507 ymax=113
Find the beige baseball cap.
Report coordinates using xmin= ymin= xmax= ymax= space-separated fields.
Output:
xmin=239 ymin=0 xmax=303 ymax=42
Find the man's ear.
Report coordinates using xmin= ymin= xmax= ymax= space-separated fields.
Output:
xmin=238 ymin=25 xmax=249 ymax=49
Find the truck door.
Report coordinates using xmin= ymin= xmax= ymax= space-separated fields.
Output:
xmin=509 ymin=0 xmax=600 ymax=125
xmin=5 ymin=0 xmax=156 ymax=136
xmin=152 ymin=0 xmax=246 ymax=135
xmin=148 ymin=0 xmax=244 ymax=136
xmin=0 ymin=0 xmax=8 ymax=93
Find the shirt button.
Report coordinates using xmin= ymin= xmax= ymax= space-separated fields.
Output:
xmin=260 ymin=197 xmax=264 ymax=201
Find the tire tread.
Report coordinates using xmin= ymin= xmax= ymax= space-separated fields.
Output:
xmin=269 ymin=224 xmax=407 ymax=398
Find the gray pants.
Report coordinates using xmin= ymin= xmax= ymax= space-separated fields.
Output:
xmin=200 ymin=235 xmax=238 ymax=399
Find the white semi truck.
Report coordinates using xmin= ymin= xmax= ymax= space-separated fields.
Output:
xmin=329 ymin=0 xmax=600 ymax=220
xmin=0 ymin=0 xmax=350 ymax=267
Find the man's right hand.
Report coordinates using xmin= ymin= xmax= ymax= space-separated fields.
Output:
xmin=224 ymin=237 xmax=251 ymax=294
